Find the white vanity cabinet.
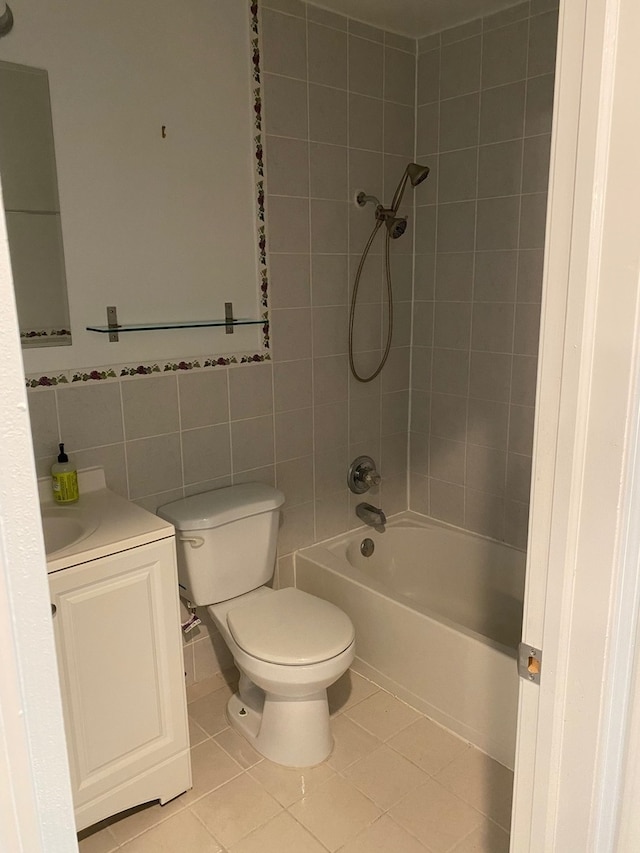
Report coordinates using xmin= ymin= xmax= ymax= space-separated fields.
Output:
xmin=43 ymin=470 xmax=191 ymax=832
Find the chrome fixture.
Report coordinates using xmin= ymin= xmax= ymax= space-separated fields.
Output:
xmin=356 ymin=192 xmax=408 ymax=241
xmin=348 ymin=455 xmax=381 ymax=495
xmin=0 ymin=3 xmax=13 ymax=37
xmin=360 ymin=538 xmax=375 ymax=557
xmin=356 ymin=503 xmax=387 ymax=531
xmin=350 ymin=162 xmax=430 ymax=383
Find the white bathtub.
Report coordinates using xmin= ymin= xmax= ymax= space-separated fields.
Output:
xmin=295 ymin=512 xmax=525 ymax=769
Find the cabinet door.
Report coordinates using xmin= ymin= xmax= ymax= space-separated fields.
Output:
xmin=49 ymin=539 xmax=188 ymax=808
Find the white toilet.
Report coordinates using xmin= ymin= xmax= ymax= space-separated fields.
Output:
xmin=158 ymin=483 xmax=355 ymax=767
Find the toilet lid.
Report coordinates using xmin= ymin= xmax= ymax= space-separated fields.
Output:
xmin=227 ymin=588 xmax=355 ymax=665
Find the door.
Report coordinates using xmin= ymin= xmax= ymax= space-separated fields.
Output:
xmin=511 ymin=0 xmax=640 ymax=849
xmin=49 ymin=539 xmax=188 ymax=810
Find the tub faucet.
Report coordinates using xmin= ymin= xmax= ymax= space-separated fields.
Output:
xmin=356 ymin=502 xmax=386 ymax=531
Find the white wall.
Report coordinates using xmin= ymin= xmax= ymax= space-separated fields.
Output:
xmin=0 ymin=188 xmax=77 ymax=847
xmin=0 ymin=0 xmax=262 ymax=374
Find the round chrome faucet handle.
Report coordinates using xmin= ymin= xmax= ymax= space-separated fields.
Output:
xmin=348 ymin=455 xmax=382 ymax=494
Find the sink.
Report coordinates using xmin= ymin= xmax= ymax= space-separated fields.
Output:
xmin=41 ymin=506 xmax=98 ymax=556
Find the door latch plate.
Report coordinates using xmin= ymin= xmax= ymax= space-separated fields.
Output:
xmin=518 ymin=643 xmax=542 ymax=684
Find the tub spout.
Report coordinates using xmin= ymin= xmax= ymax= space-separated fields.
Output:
xmin=356 ymin=502 xmax=386 ymax=531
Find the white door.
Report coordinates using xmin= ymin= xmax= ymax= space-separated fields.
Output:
xmin=50 ymin=539 xmax=189 ymax=817
xmin=511 ymin=0 xmax=640 ymax=849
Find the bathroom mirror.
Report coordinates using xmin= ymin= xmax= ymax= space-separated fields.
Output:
xmin=0 ymin=61 xmax=72 ymax=347
xmin=0 ymin=0 xmax=264 ymax=373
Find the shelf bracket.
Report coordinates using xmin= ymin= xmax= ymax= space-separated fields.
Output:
xmin=107 ymin=306 xmax=120 ymax=342
xmin=225 ymin=302 xmax=234 ymax=335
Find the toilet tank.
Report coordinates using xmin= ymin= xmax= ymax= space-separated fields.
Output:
xmin=157 ymin=484 xmax=285 ymax=605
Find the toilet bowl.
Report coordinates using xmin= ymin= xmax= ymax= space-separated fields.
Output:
xmin=210 ymin=587 xmax=355 ymax=766
xmin=157 ymin=484 xmax=355 ymax=767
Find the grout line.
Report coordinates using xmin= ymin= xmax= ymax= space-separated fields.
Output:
xmin=116 ymin=380 xmax=132 ymax=501
xmin=304 ymin=11 xmax=319 ymax=546
xmin=175 ymin=373 xmax=187 ymax=500
xmin=405 ymin=26 xmax=420 ymax=514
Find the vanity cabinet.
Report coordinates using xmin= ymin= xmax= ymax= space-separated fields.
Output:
xmin=49 ymin=536 xmax=191 ymax=832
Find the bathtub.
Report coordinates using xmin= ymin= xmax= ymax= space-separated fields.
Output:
xmin=295 ymin=512 xmax=525 ymax=769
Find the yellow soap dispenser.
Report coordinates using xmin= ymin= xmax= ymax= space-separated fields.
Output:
xmin=51 ymin=443 xmax=79 ymax=504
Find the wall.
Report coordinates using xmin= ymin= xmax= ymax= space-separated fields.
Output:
xmin=0 ymin=194 xmax=77 ymax=847
xmin=0 ymin=0 xmax=262 ymax=373
xmin=26 ymin=0 xmax=419 ymax=685
xmin=409 ymin=0 xmax=558 ymax=548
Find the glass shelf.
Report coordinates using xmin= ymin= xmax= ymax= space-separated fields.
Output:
xmin=86 ymin=318 xmax=267 ymax=333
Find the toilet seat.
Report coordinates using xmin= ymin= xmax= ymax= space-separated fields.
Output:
xmin=227 ymin=588 xmax=355 ymax=666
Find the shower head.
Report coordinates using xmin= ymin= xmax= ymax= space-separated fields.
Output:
xmin=407 ymin=162 xmax=431 ymax=187
xmin=386 ymin=216 xmax=407 ymax=239
xmin=390 ymin=162 xmax=430 ymax=213
xmin=0 ymin=3 xmax=13 ymax=37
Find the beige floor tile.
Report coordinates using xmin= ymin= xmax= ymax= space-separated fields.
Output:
xmin=187 ymin=669 xmax=238 ymax=704
xmin=328 ymin=670 xmax=379 ymax=715
xmin=450 ymin=819 xmax=510 ymax=852
xmin=342 ymin=745 xmax=431 ymax=809
xmin=118 ymin=809 xmax=222 ymax=852
xmin=435 ymin=747 xmax=514 ymax=831
xmin=389 ymin=778 xmax=484 ymax=853
xmin=327 ymin=714 xmax=382 ymax=772
xmin=249 ymin=758 xmax=335 ymax=807
xmin=77 ymin=825 xmax=119 ymax=853
xmin=388 ymin=715 xmax=469 ymax=776
xmin=345 ymin=689 xmax=421 ymax=741
xmin=108 ymin=797 xmax=185 ymax=846
xmin=289 ymin=774 xmax=381 ymax=852
xmin=339 ymin=814 xmax=431 ymax=853
xmin=188 ymin=686 xmax=234 ymax=737
xmin=215 ymin=727 xmax=263 ymax=769
xmin=188 ymin=715 xmax=210 ymax=747
xmin=182 ymin=738 xmax=243 ymax=804
xmin=191 ymin=773 xmax=282 ymax=848
xmin=228 ymin=812 xmax=327 ymax=853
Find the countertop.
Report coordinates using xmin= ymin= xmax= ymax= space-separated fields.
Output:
xmin=41 ymin=468 xmax=174 ymax=573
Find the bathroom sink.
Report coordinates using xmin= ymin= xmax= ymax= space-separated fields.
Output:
xmin=41 ymin=507 xmax=98 ymax=557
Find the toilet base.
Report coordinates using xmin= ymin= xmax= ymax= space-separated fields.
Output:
xmin=226 ymin=689 xmax=333 ymax=767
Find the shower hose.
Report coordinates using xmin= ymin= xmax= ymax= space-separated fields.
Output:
xmin=348 ymin=219 xmax=394 ymax=383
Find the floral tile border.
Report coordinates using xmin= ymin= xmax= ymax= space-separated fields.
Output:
xmin=25 ymin=350 xmax=272 ymax=389
xmin=25 ymin=0 xmax=270 ymax=388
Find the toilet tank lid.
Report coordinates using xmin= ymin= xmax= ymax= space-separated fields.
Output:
xmin=157 ymin=483 xmax=285 ymax=531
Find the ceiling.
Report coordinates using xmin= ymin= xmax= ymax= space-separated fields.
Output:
xmin=306 ymin=0 xmax=526 ymax=38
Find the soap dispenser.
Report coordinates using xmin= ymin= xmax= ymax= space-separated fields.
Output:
xmin=51 ymin=443 xmax=79 ymax=504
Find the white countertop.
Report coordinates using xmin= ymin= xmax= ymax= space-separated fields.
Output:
xmin=40 ymin=468 xmax=174 ymax=573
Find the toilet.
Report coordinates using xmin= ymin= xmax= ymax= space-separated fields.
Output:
xmin=158 ymin=483 xmax=355 ymax=767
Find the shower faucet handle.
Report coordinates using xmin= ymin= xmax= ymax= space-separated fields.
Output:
xmin=348 ymin=456 xmax=381 ymax=494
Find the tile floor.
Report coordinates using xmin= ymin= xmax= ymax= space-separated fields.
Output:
xmin=78 ymin=670 xmax=513 ymax=853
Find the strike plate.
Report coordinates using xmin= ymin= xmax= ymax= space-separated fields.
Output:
xmin=518 ymin=643 xmax=542 ymax=684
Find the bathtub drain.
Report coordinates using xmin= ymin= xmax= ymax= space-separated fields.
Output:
xmin=360 ymin=538 xmax=375 ymax=557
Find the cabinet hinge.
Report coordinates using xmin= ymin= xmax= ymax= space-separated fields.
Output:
xmin=518 ymin=642 xmax=542 ymax=684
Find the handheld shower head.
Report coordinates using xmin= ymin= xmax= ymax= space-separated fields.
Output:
xmin=407 ymin=162 xmax=431 ymax=187
xmin=0 ymin=3 xmax=14 ymax=37
xmin=390 ymin=162 xmax=430 ymax=213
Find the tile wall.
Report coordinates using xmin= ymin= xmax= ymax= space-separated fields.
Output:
xmin=409 ymin=0 xmax=558 ymax=548
xmin=27 ymin=0 xmax=425 ymax=685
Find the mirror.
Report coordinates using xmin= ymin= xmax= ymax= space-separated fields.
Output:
xmin=0 ymin=60 xmax=71 ymax=347
xmin=0 ymin=0 xmax=265 ymax=372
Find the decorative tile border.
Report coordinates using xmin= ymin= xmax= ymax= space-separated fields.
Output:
xmin=25 ymin=0 xmax=271 ymax=388
xmin=26 ymin=373 xmax=70 ymax=389
xmin=21 ymin=328 xmax=71 ymax=342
